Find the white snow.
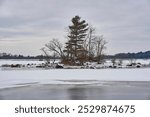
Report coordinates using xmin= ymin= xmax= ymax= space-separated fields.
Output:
xmin=0 ymin=59 xmax=150 ymax=89
xmin=0 ymin=59 xmax=45 ymax=66
xmin=104 ymin=59 xmax=150 ymax=66
xmin=0 ymin=68 xmax=150 ymax=89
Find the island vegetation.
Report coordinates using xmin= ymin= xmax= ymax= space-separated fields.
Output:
xmin=41 ymin=15 xmax=107 ymax=66
xmin=1 ymin=16 xmax=150 ymax=69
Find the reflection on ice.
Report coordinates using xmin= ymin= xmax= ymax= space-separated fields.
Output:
xmin=0 ymin=81 xmax=150 ymax=100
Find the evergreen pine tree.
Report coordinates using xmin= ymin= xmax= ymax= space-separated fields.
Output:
xmin=64 ymin=16 xmax=88 ymax=65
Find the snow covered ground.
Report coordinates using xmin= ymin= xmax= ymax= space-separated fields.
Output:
xmin=0 ymin=67 xmax=150 ymax=89
xmin=105 ymin=59 xmax=150 ymax=65
xmin=0 ymin=59 xmax=45 ymax=66
xmin=1 ymin=59 xmax=150 ymax=69
xmin=0 ymin=59 xmax=150 ymax=89
xmin=0 ymin=59 xmax=150 ymax=99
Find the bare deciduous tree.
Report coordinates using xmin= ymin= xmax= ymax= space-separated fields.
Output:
xmin=84 ymin=26 xmax=96 ymax=61
xmin=45 ymin=39 xmax=64 ymax=59
xmin=84 ymin=27 xmax=107 ymax=63
xmin=40 ymin=47 xmax=51 ymax=65
xmin=94 ymin=35 xmax=107 ymax=64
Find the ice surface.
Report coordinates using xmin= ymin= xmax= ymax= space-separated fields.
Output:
xmin=0 ymin=60 xmax=150 ymax=99
xmin=0 ymin=68 xmax=150 ymax=89
xmin=0 ymin=59 xmax=150 ymax=89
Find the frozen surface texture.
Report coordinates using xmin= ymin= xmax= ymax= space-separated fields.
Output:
xmin=0 ymin=68 xmax=150 ymax=89
xmin=0 ymin=59 xmax=150 ymax=99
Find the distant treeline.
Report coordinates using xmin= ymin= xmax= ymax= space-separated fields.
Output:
xmin=0 ymin=53 xmax=58 ymax=60
xmin=105 ymin=51 xmax=150 ymax=59
xmin=0 ymin=51 xmax=150 ymax=59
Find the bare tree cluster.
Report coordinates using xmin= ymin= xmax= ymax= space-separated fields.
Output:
xmin=84 ymin=27 xmax=107 ymax=64
xmin=42 ymin=16 xmax=107 ymax=66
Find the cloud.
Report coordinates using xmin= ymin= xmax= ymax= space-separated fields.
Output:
xmin=0 ymin=0 xmax=150 ymax=55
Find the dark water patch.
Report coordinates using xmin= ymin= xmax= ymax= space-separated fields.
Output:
xmin=56 ymin=80 xmax=99 ymax=82
xmin=15 ymin=82 xmax=39 ymax=86
xmin=0 ymin=81 xmax=150 ymax=100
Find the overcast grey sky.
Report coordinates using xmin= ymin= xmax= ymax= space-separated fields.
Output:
xmin=0 ymin=0 xmax=150 ymax=55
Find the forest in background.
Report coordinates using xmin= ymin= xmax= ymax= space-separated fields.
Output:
xmin=1 ymin=51 xmax=150 ymax=59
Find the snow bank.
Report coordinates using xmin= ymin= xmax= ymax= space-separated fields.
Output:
xmin=0 ymin=59 xmax=44 ymax=66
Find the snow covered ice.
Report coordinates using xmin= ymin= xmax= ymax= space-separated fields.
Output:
xmin=0 ymin=68 xmax=150 ymax=89
xmin=0 ymin=59 xmax=150 ymax=99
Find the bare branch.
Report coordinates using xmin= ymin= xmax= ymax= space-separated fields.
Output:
xmin=45 ymin=39 xmax=64 ymax=58
xmin=40 ymin=47 xmax=51 ymax=63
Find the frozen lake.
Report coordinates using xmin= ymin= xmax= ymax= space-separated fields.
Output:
xmin=0 ymin=68 xmax=150 ymax=88
xmin=0 ymin=59 xmax=150 ymax=99
xmin=0 ymin=81 xmax=150 ymax=100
